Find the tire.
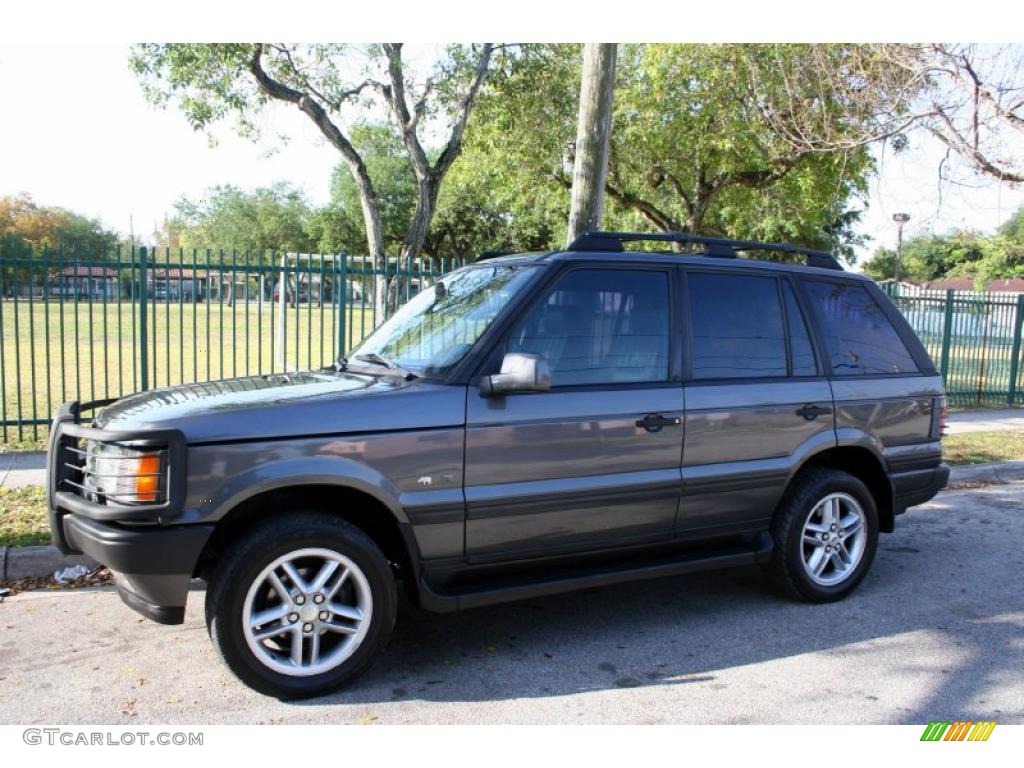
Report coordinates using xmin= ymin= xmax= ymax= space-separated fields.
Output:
xmin=205 ymin=512 xmax=397 ymax=699
xmin=766 ymin=467 xmax=879 ymax=603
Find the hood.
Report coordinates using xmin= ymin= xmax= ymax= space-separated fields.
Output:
xmin=93 ymin=370 xmax=465 ymax=443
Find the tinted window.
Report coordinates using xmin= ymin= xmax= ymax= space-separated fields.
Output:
xmin=805 ymin=280 xmax=918 ymax=375
xmin=782 ymin=280 xmax=817 ymax=376
xmin=689 ymin=273 xmax=787 ymax=379
xmin=508 ymin=269 xmax=670 ymax=386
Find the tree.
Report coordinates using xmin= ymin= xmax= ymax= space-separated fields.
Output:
xmin=308 ymin=125 xmax=418 ymax=257
xmin=131 ymin=43 xmax=495 ymax=316
xmin=171 ymin=183 xmax=317 ymax=255
xmin=566 ymin=44 xmax=617 ymax=244
xmin=0 ymin=193 xmax=118 ymax=256
xmin=895 ymin=44 xmax=1024 ymax=185
xmin=458 ymin=44 xmax=889 ymax=261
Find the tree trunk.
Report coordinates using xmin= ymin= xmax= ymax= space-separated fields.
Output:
xmin=387 ymin=176 xmax=439 ymax=315
xmin=566 ymin=44 xmax=617 ymax=246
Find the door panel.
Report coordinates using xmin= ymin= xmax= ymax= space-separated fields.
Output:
xmin=679 ymin=380 xmax=835 ymax=533
xmin=465 ymin=387 xmax=684 ymax=560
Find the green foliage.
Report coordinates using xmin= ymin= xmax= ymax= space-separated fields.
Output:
xmin=308 ymin=125 xmax=418 ymax=255
xmin=453 ymin=44 xmax=876 ymax=259
xmin=171 ymin=183 xmax=317 ymax=255
xmin=0 ymin=193 xmax=117 ymax=257
xmin=862 ymin=207 xmax=1024 ymax=286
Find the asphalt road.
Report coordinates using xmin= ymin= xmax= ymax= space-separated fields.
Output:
xmin=2 ymin=481 xmax=1023 ymax=725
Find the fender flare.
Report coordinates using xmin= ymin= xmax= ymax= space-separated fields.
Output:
xmin=203 ymin=455 xmax=409 ymax=525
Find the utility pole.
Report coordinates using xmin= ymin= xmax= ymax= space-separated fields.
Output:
xmin=893 ymin=212 xmax=910 ymax=285
xmin=566 ymin=43 xmax=617 ymax=246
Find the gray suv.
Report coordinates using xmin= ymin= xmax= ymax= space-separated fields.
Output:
xmin=47 ymin=231 xmax=949 ymax=698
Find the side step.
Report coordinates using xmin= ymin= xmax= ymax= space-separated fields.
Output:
xmin=417 ymin=532 xmax=773 ymax=612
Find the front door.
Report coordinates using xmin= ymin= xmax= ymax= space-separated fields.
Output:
xmin=464 ymin=266 xmax=684 ymax=562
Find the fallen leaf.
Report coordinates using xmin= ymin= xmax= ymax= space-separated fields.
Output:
xmin=356 ymin=715 xmax=378 ymax=725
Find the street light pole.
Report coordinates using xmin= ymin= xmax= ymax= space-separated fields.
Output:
xmin=893 ymin=212 xmax=910 ymax=285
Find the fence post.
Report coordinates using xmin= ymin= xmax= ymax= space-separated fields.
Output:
xmin=939 ymin=289 xmax=954 ymax=382
xmin=337 ymin=253 xmax=347 ymax=361
xmin=138 ymin=245 xmax=149 ymax=391
xmin=1007 ymin=294 xmax=1024 ymax=406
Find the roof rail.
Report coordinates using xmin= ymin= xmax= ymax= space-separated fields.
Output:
xmin=567 ymin=231 xmax=843 ymax=271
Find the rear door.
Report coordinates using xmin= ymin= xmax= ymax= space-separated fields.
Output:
xmin=464 ymin=265 xmax=684 ymax=562
xmin=678 ymin=269 xmax=836 ymax=536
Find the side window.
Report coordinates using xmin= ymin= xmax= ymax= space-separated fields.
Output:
xmin=507 ymin=269 xmax=670 ymax=386
xmin=804 ymin=280 xmax=918 ymax=375
xmin=782 ymin=280 xmax=817 ymax=376
xmin=688 ymin=273 xmax=787 ymax=379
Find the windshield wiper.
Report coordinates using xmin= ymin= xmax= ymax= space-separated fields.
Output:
xmin=344 ymin=352 xmax=418 ymax=380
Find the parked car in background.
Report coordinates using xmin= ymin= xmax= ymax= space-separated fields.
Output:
xmin=47 ymin=230 xmax=948 ymax=698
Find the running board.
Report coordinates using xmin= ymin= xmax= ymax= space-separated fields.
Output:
xmin=417 ymin=531 xmax=773 ymax=612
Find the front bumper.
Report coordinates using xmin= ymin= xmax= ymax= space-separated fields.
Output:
xmin=47 ymin=400 xmax=210 ymax=625
xmin=61 ymin=513 xmax=213 ymax=624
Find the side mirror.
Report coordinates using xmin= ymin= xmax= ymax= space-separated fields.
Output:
xmin=479 ymin=352 xmax=551 ymax=396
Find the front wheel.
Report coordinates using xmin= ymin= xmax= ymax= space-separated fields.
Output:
xmin=206 ymin=513 xmax=397 ymax=699
xmin=766 ymin=468 xmax=879 ymax=602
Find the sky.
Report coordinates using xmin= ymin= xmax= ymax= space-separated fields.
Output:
xmin=2 ymin=43 xmax=1023 ymax=266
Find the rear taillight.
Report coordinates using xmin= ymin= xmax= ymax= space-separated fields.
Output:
xmin=935 ymin=396 xmax=948 ymax=438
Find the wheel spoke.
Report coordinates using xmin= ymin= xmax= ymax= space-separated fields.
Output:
xmin=329 ymin=602 xmax=363 ymax=623
xmin=267 ymin=571 xmax=291 ymax=603
xmin=840 ymin=514 xmax=862 ymax=537
xmin=281 ymin=561 xmax=308 ymax=593
xmin=308 ymin=560 xmax=340 ymax=594
xmin=290 ymin=627 xmax=303 ymax=666
xmin=253 ymin=621 xmax=291 ymax=642
xmin=250 ymin=603 xmax=290 ymax=630
xmin=804 ymin=521 xmax=828 ymax=533
xmin=309 ymin=631 xmax=321 ymax=665
xmin=825 ymin=498 xmax=840 ymax=527
xmin=807 ymin=546 xmax=828 ymax=577
xmin=323 ymin=619 xmax=359 ymax=635
xmin=324 ymin=568 xmax=350 ymax=600
xmin=828 ymin=549 xmax=846 ymax=572
xmin=803 ymin=533 xmax=824 ymax=546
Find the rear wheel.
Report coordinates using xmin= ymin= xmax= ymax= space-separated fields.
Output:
xmin=766 ymin=468 xmax=879 ymax=602
xmin=206 ymin=512 xmax=397 ymax=699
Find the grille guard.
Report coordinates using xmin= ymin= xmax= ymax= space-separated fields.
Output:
xmin=47 ymin=400 xmax=188 ymax=553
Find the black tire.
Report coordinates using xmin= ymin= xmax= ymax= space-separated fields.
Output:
xmin=205 ymin=512 xmax=397 ymax=699
xmin=766 ymin=467 xmax=879 ymax=603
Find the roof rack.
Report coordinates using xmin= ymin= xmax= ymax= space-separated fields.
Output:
xmin=567 ymin=231 xmax=843 ymax=271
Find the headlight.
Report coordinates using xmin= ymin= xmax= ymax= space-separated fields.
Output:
xmin=84 ymin=442 xmax=164 ymax=504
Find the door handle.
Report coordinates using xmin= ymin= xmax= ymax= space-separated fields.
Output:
xmin=796 ymin=403 xmax=833 ymax=420
xmin=636 ymin=413 xmax=682 ymax=432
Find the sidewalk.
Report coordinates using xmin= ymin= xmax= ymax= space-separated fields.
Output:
xmin=0 ymin=451 xmax=46 ymax=488
xmin=945 ymin=408 xmax=1024 ymax=435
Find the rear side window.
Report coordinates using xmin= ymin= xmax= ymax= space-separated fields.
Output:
xmin=688 ymin=273 xmax=787 ymax=379
xmin=804 ymin=280 xmax=918 ymax=376
xmin=782 ymin=280 xmax=817 ymax=376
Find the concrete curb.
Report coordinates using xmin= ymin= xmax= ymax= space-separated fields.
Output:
xmin=1 ymin=545 xmax=96 ymax=582
xmin=948 ymin=458 xmax=1024 ymax=486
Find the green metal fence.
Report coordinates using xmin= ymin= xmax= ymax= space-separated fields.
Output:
xmin=2 ymin=251 xmax=1022 ymax=448
xmin=0 ymin=244 xmax=461 ymax=447
xmin=885 ymin=285 xmax=1024 ymax=408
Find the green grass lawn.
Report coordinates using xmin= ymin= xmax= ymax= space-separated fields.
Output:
xmin=1 ymin=299 xmax=376 ymax=449
xmin=942 ymin=430 xmax=1024 ymax=465
xmin=0 ymin=486 xmax=50 ymax=547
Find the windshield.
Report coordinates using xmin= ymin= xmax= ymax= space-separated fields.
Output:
xmin=349 ymin=264 xmax=539 ymax=377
